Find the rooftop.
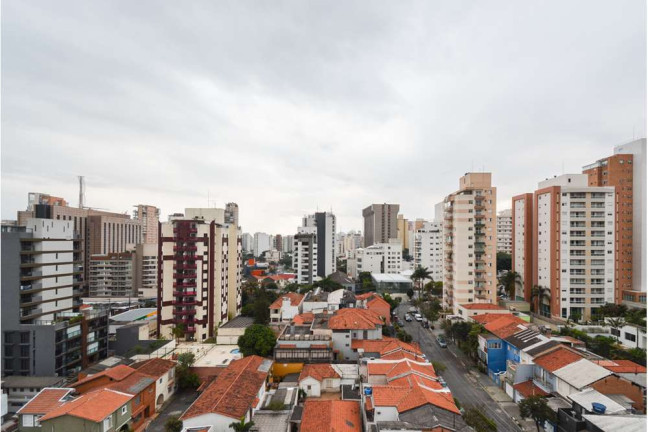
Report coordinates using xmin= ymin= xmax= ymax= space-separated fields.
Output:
xmin=512 ymin=380 xmax=548 ymax=398
xmin=131 ymin=357 xmax=176 ymax=378
xmin=504 ymin=328 xmax=546 ymax=350
xmin=181 ymin=355 xmax=271 ymax=421
xmin=582 ymin=415 xmax=647 ymax=432
xmin=553 ymin=359 xmax=612 ymax=388
xmin=328 ymin=308 xmax=383 ymax=330
xmin=460 ymin=304 xmax=506 ymax=310
xmin=220 ymin=316 xmax=255 ymax=329
xmin=370 ymin=274 xmax=412 ymax=283
xmin=269 ymin=293 xmax=304 ymax=309
xmin=17 ymin=388 xmax=74 ymax=415
xmin=39 ymin=388 xmax=132 ymax=423
xmin=110 ymin=308 xmax=157 ymax=322
xmin=568 ymin=388 xmax=627 ymax=414
xmin=299 ymin=364 xmax=340 ymax=382
xmin=534 ymin=346 xmax=584 ymax=372
xmin=2 ymin=376 xmax=64 ymax=388
xmin=592 ymin=360 xmax=647 ymax=374
xmin=300 ymin=400 xmax=361 ymax=432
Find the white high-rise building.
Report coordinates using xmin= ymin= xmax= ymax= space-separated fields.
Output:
xmin=496 ymin=209 xmax=513 ymax=254
xmin=349 ymin=239 xmax=402 ymax=278
xmin=253 ymin=232 xmax=271 ymax=258
xmin=282 ymin=235 xmax=294 ymax=254
xmin=413 ymin=221 xmax=444 ymax=282
xmin=302 ymin=212 xmax=336 ymax=277
xmin=241 ymin=233 xmax=254 ymax=253
xmin=293 ymin=226 xmax=318 ymax=284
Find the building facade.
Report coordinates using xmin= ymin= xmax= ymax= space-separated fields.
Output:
xmin=88 ymin=252 xmax=134 ymax=297
xmin=512 ymin=193 xmax=534 ymax=301
xmin=397 ymin=214 xmax=409 ymax=251
xmin=134 ymin=243 xmax=158 ymax=298
xmin=349 ymin=239 xmax=402 ymax=278
xmin=224 ymin=202 xmax=239 ymax=226
xmin=497 ymin=209 xmax=513 ymax=254
xmin=413 ymin=221 xmax=444 ymax=282
xmin=253 ymin=232 xmax=271 ymax=258
xmin=157 ymin=208 xmax=242 ymax=342
xmin=362 ymin=203 xmax=399 ymax=247
xmin=293 ymin=227 xmax=318 ymax=284
xmin=133 ymin=204 xmax=160 ymax=245
xmin=443 ymin=173 xmax=498 ymax=314
xmin=302 ymin=212 xmax=336 ymax=277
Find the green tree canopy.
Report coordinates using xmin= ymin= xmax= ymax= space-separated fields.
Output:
xmin=238 ymin=324 xmax=277 ymax=357
xmin=463 ymin=406 xmax=497 ymax=432
xmin=496 ymin=252 xmax=511 ymax=272
xmin=518 ymin=395 xmax=556 ymax=432
xmin=165 ymin=416 xmax=183 ymax=432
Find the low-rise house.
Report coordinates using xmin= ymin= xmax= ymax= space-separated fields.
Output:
xmin=457 ymin=303 xmax=510 ymax=319
xmin=2 ymin=376 xmax=65 ymax=417
xmin=274 ymin=324 xmax=334 ymax=363
xmin=302 ymin=288 xmax=331 ymax=313
xmin=328 ymin=271 xmax=357 ymax=291
xmin=533 ymin=345 xmax=585 ymax=394
xmin=351 ymin=337 xmax=425 ymax=362
xmin=552 ymin=359 xmax=612 ymax=399
xmin=327 ymin=288 xmax=357 ymax=310
xmin=329 ymin=308 xmax=383 ymax=360
xmin=300 ymin=400 xmax=361 ymax=432
xmin=269 ymin=293 xmax=304 ymax=323
xmin=131 ymin=357 xmax=177 ymax=410
xmin=215 ymin=316 xmax=254 ymax=345
xmin=180 ymin=355 xmax=272 ymax=432
xmin=19 ymin=388 xmax=133 ymax=432
xmin=356 ymin=293 xmax=391 ymax=324
xmin=581 ymin=414 xmax=646 ymax=432
xmin=299 ymin=364 xmax=341 ymax=397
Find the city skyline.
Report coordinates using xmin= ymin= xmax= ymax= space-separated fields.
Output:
xmin=2 ymin=1 xmax=645 ymax=234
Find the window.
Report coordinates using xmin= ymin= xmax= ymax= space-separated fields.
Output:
xmin=625 ymin=332 xmax=636 ymax=342
xmin=22 ymin=415 xmax=34 ymax=427
xmin=121 ymin=405 xmax=128 ymax=415
xmin=104 ymin=416 xmax=113 ymax=431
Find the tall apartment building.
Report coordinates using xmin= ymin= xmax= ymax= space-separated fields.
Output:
xmin=27 ymin=193 xmax=68 ymax=210
xmin=513 ymin=174 xmax=615 ymax=320
xmin=413 ymin=221 xmax=444 ymax=282
xmin=583 ymin=139 xmax=646 ymax=308
xmin=274 ymin=234 xmax=283 ymax=252
xmin=134 ymin=243 xmax=158 ymax=298
xmin=336 ymin=231 xmax=363 ymax=258
xmin=253 ymin=232 xmax=271 ymax=258
xmin=282 ymin=235 xmax=294 ymax=254
xmin=158 ymin=208 xmax=242 ymax=342
xmin=88 ymin=252 xmax=134 ymax=297
xmin=348 ymin=239 xmax=402 ymax=279
xmin=302 ymin=212 xmax=336 ymax=277
xmin=133 ymin=204 xmax=160 ymax=244
xmin=512 ymin=193 xmax=534 ymax=301
xmin=362 ymin=203 xmax=399 ymax=247
xmin=225 ymin=202 xmax=239 ymax=226
xmin=496 ymin=209 xmax=513 ymax=254
xmin=1 ymin=220 xmax=108 ymax=377
xmin=397 ymin=214 xmax=409 ymax=251
xmin=442 ymin=173 xmax=497 ymax=314
xmin=293 ymin=227 xmax=318 ymax=284
xmin=241 ymin=233 xmax=254 ymax=253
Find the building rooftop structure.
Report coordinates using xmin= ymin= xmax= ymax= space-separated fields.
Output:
xmin=300 ymin=400 xmax=361 ymax=432
xmin=17 ymin=388 xmax=74 ymax=415
xmin=552 ymin=359 xmax=612 ymax=389
xmin=110 ymin=308 xmax=157 ymax=322
xmin=568 ymin=388 xmax=628 ymax=415
xmin=220 ymin=316 xmax=255 ymax=328
xmin=39 ymin=388 xmax=132 ymax=423
xmin=328 ymin=308 xmax=383 ymax=330
xmin=533 ymin=346 xmax=584 ymax=372
xmin=2 ymin=376 xmax=65 ymax=389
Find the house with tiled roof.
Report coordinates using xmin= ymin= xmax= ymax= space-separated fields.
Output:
xmin=457 ymin=303 xmax=510 ymax=319
xmin=300 ymin=400 xmax=361 ymax=432
xmin=269 ymin=292 xmax=304 ymax=323
xmin=355 ymin=292 xmax=391 ymax=324
xmin=16 ymin=388 xmax=74 ymax=431
xmin=22 ymin=388 xmax=133 ymax=432
xmin=351 ymin=337 xmax=425 ymax=362
xmin=180 ymin=355 xmax=272 ymax=432
xmin=363 ymin=357 xmax=466 ymax=431
xmin=298 ymin=364 xmax=341 ymax=397
xmin=131 ymin=357 xmax=177 ymax=410
xmin=328 ymin=308 xmax=384 ymax=360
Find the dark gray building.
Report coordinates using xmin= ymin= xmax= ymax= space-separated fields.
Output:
xmin=362 ymin=203 xmax=399 ymax=247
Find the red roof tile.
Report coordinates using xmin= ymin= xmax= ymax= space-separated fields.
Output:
xmin=513 ymin=380 xmax=549 ymax=398
xmin=328 ymin=308 xmax=383 ymax=330
xmin=106 ymin=371 xmax=155 ymax=395
xmin=181 ymin=355 xmax=269 ymax=421
xmin=351 ymin=337 xmax=424 ymax=361
xmin=39 ymin=389 xmax=132 ymax=423
xmin=483 ymin=315 xmax=528 ymax=338
xmin=17 ymin=389 xmax=74 ymax=415
xmin=71 ymin=364 xmax=136 ymax=388
xmin=292 ymin=312 xmax=314 ymax=325
xmin=372 ymin=385 xmax=459 ymax=414
xmin=131 ymin=358 xmax=176 ymax=378
xmin=593 ymin=360 xmax=647 ymax=374
xmin=460 ymin=304 xmax=506 ymax=310
xmin=269 ymin=293 xmax=304 ymax=309
xmin=534 ymin=346 xmax=583 ymax=372
xmin=301 ymin=400 xmax=361 ymax=432
xmin=471 ymin=313 xmax=511 ymax=325
xmin=299 ymin=364 xmax=340 ymax=382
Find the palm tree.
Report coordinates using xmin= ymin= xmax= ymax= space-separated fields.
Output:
xmin=411 ymin=266 xmax=433 ymax=299
xmin=530 ymin=285 xmax=550 ymax=316
xmin=499 ymin=271 xmax=522 ymax=300
xmin=229 ymin=417 xmax=255 ymax=432
xmin=171 ymin=323 xmax=185 ymax=343
xmin=607 ymin=317 xmax=625 ymax=342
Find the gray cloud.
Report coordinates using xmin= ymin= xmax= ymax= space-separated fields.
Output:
xmin=2 ymin=0 xmax=645 ymax=234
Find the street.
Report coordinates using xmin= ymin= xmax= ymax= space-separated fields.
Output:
xmin=396 ymin=303 xmax=522 ymax=432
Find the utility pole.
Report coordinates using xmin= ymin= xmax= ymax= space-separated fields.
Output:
xmin=78 ymin=176 xmax=85 ymax=209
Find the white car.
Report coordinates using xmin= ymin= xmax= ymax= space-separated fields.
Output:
xmin=414 ymin=313 xmax=423 ymax=321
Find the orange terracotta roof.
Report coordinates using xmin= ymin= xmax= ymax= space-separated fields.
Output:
xmin=471 ymin=313 xmax=511 ymax=325
xmin=351 ymin=337 xmax=424 ymax=360
xmin=483 ymin=315 xmax=528 ymax=339
xmin=71 ymin=364 xmax=136 ymax=388
xmin=372 ymin=385 xmax=459 ymax=414
xmin=17 ymin=388 xmax=74 ymax=415
xmin=278 ymin=344 xmax=297 ymax=348
xmin=181 ymin=355 xmax=269 ymax=421
xmin=460 ymin=304 xmax=506 ymax=310
xmin=328 ymin=308 xmax=383 ymax=330
xmin=310 ymin=344 xmax=329 ymax=349
xmin=269 ymin=292 xmax=304 ymax=309
xmin=513 ymin=380 xmax=549 ymax=398
xmin=131 ymin=358 xmax=176 ymax=378
xmin=368 ymin=359 xmax=438 ymax=383
xmin=593 ymin=360 xmax=647 ymax=374
xmin=299 ymin=364 xmax=340 ymax=382
xmin=39 ymin=389 xmax=132 ymax=423
xmin=301 ymin=400 xmax=361 ymax=432
xmin=106 ymin=371 xmax=155 ymax=395
xmin=534 ymin=346 xmax=583 ymax=372
xmin=292 ymin=312 xmax=314 ymax=325
xmin=355 ymin=293 xmax=375 ymax=300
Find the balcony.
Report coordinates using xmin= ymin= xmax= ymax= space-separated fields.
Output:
xmin=173 ymin=309 xmax=197 ymax=316
xmin=174 ymin=263 xmax=197 ymax=270
xmin=186 ymin=326 xmax=196 ymax=333
xmin=174 ymin=273 xmax=197 ymax=279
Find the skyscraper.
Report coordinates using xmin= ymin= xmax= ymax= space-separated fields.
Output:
xmin=302 ymin=212 xmax=336 ymax=277
xmin=496 ymin=209 xmax=512 ymax=254
xmin=362 ymin=203 xmax=399 ymax=247
xmin=293 ymin=226 xmax=318 ymax=284
xmin=225 ymin=202 xmax=239 ymax=226
xmin=442 ymin=173 xmax=497 ymax=314
xmin=133 ymin=204 xmax=160 ymax=244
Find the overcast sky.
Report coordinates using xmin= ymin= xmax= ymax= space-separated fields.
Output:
xmin=2 ymin=1 xmax=645 ymax=234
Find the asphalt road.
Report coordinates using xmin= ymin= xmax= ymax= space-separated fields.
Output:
xmin=396 ymin=303 xmax=521 ymax=432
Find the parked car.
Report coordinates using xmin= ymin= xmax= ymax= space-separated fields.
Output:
xmin=414 ymin=313 xmax=423 ymax=321
xmin=405 ymin=314 xmax=413 ymax=322
xmin=438 ymin=376 xmax=447 ymax=387
xmin=437 ymin=336 xmax=447 ymax=348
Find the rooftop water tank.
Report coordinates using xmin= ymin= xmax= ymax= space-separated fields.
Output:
xmin=364 ymin=386 xmax=373 ymax=396
xmin=591 ymin=403 xmax=606 ymax=414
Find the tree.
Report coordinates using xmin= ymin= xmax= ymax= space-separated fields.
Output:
xmin=463 ymin=406 xmax=497 ymax=432
xmin=382 ymin=293 xmax=401 ymax=313
xmin=238 ymin=324 xmax=276 ymax=357
xmin=176 ymin=352 xmax=200 ymax=389
xmin=499 ymin=271 xmax=522 ymax=300
xmin=624 ymin=308 xmax=646 ymax=327
xmin=431 ymin=361 xmax=447 ymax=373
xmin=607 ymin=317 xmax=626 ymax=342
xmin=530 ymin=285 xmax=550 ymax=315
xmin=597 ymin=303 xmax=628 ymax=319
xmin=496 ymin=252 xmax=511 ymax=272
xmin=406 ymin=288 xmax=414 ymax=299
xmin=313 ymin=277 xmax=342 ymax=292
xmin=279 ymin=253 xmax=293 ymax=268
xmin=171 ymin=324 xmax=185 ymax=342
xmin=518 ymin=395 xmax=556 ymax=432
xmin=411 ymin=266 xmax=433 ymax=298
xmin=165 ymin=416 xmax=183 ymax=432
xmin=229 ymin=417 xmax=255 ymax=432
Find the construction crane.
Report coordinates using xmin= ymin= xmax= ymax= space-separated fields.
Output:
xmin=77 ymin=176 xmax=108 ymax=211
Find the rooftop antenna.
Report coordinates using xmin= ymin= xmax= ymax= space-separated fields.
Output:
xmin=78 ymin=176 xmax=85 ymax=209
